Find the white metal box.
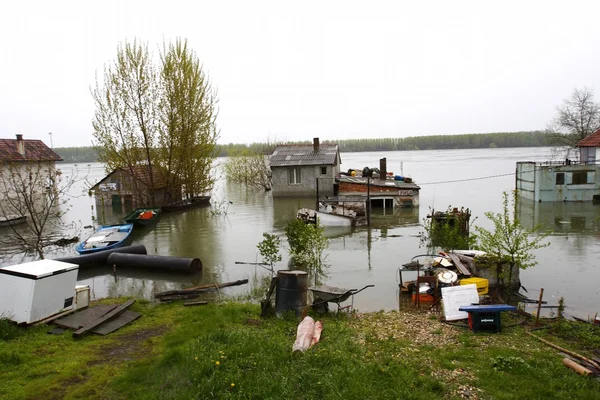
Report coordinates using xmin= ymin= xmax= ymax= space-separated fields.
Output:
xmin=0 ymin=260 xmax=79 ymax=325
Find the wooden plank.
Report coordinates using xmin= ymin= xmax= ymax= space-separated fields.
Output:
xmin=448 ymin=253 xmax=472 ymax=276
xmin=53 ymin=305 xmax=118 ymax=329
xmin=73 ymin=300 xmax=135 ymax=338
xmin=154 ymin=279 xmax=249 ymax=298
xmin=183 ymin=301 xmax=208 ymax=307
xmin=91 ymin=311 xmax=141 ymax=335
xmin=563 ymin=358 xmax=592 ymax=375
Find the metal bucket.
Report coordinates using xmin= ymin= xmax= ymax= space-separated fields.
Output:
xmin=275 ymin=270 xmax=308 ymax=318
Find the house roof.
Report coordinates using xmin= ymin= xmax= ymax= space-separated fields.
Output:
xmin=575 ymin=128 xmax=600 ymax=147
xmin=91 ymin=165 xmax=174 ymax=190
xmin=269 ymin=144 xmax=340 ymax=167
xmin=0 ymin=138 xmax=62 ymax=162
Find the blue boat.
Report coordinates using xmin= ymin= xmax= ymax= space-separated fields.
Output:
xmin=75 ymin=224 xmax=134 ymax=255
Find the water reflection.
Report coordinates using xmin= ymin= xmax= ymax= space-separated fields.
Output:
xmin=517 ymin=200 xmax=600 ymax=235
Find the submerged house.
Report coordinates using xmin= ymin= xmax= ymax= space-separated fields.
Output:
xmin=334 ymin=157 xmax=421 ymax=213
xmin=516 ymin=129 xmax=600 ymax=202
xmin=269 ymin=138 xmax=341 ymax=197
xmin=0 ymin=134 xmax=62 ymax=215
xmin=90 ymin=165 xmax=181 ymax=210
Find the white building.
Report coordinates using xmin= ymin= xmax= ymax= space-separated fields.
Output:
xmin=516 ymin=129 xmax=600 ymax=202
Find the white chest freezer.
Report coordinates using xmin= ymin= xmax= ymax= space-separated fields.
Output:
xmin=0 ymin=259 xmax=78 ymax=325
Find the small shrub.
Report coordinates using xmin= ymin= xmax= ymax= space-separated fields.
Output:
xmin=0 ymin=318 xmax=21 ymax=341
xmin=0 ymin=351 xmax=22 ymax=366
xmin=491 ymin=356 xmax=528 ymax=372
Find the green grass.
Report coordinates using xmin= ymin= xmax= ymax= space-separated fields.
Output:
xmin=1 ymin=302 xmax=599 ymax=400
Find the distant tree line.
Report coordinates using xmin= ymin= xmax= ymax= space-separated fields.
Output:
xmin=219 ymin=130 xmax=550 ymax=154
xmin=334 ymin=131 xmax=550 ymax=152
xmin=54 ymin=147 xmax=99 ymax=163
xmin=55 ymin=131 xmax=551 ymax=162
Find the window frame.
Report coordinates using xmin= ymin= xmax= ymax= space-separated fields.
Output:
xmin=288 ymin=168 xmax=301 ymax=185
xmin=555 ymin=172 xmax=564 ymax=185
xmin=571 ymin=171 xmax=588 ymax=185
xmin=320 ymin=166 xmax=327 ymax=175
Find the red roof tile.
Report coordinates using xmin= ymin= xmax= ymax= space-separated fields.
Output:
xmin=0 ymin=138 xmax=62 ymax=162
xmin=576 ymin=128 xmax=600 ymax=147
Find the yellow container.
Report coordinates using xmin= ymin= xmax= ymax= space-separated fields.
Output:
xmin=460 ymin=277 xmax=489 ymax=295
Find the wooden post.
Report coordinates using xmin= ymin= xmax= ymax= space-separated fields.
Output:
xmin=367 ymin=177 xmax=371 ymax=226
xmin=315 ymin=177 xmax=319 ymax=210
xmin=535 ymin=288 xmax=544 ymax=326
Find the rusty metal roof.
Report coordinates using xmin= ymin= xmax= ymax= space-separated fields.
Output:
xmin=0 ymin=139 xmax=62 ymax=162
xmin=90 ymin=165 xmax=175 ymax=190
xmin=576 ymin=128 xmax=600 ymax=147
xmin=338 ymin=176 xmax=421 ymax=190
xmin=269 ymin=144 xmax=340 ymax=167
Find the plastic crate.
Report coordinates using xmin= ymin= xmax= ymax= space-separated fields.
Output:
xmin=460 ymin=277 xmax=489 ymax=295
xmin=412 ymin=293 xmax=435 ymax=303
xmin=468 ymin=311 xmax=501 ymax=333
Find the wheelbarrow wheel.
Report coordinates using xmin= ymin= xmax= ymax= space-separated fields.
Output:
xmin=311 ymin=297 xmax=329 ymax=314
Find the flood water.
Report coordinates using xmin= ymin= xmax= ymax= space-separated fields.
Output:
xmin=3 ymin=147 xmax=599 ymax=319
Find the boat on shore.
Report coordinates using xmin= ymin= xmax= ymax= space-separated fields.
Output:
xmin=75 ymin=224 xmax=134 ymax=255
xmin=123 ymin=208 xmax=161 ymax=227
xmin=0 ymin=214 xmax=27 ymax=227
xmin=161 ymin=196 xmax=211 ymax=213
xmin=297 ymin=206 xmax=357 ymax=227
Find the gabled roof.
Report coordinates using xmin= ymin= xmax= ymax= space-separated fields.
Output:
xmin=575 ymin=128 xmax=600 ymax=147
xmin=0 ymin=138 xmax=62 ymax=162
xmin=269 ymin=144 xmax=340 ymax=167
xmin=90 ymin=165 xmax=175 ymax=190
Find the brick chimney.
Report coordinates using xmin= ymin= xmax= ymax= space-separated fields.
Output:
xmin=16 ymin=134 xmax=25 ymax=156
xmin=380 ymin=157 xmax=387 ymax=180
xmin=313 ymin=137 xmax=320 ymax=153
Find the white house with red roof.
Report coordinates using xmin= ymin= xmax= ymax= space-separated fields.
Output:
xmin=0 ymin=134 xmax=63 ymax=218
xmin=516 ymin=129 xmax=600 ymax=202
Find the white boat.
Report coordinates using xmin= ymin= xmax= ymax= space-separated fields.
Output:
xmin=297 ymin=206 xmax=356 ymax=227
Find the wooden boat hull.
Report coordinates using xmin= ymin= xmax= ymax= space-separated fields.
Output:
xmin=161 ymin=196 xmax=211 ymax=213
xmin=123 ymin=208 xmax=161 ymax=226
xmin=297 ymin=208 xmax=355 ymax=227
xmin=75 ymin=224 xmax=134 ymax=255
xmin=0 ymin=215 xmax=27 ymax=227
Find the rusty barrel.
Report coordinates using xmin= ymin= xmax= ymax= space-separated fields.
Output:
xmin=275 ymin=270 xmax=308 ymax=318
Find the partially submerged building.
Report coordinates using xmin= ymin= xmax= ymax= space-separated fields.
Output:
xmin=90 ymin=166 xmax=181 ymax=210
xmin=334 ymin=157 xmax=420 ymax=213
xmin=516 ymin=130 xmax=600 ymax=202
xmin=0 ymin=134 xmax=62 ymax=215
xmin=269 ymin=138 xmax=341 ymax=197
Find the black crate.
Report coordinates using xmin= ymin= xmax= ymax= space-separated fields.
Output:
xmin=468 ymin=311 xmax=502 ymax=333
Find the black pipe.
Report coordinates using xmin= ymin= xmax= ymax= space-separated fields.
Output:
xmin=55 ymin=245 xmax=147 ymax=266
xmin=106 ymin=253 xmax=202 ymax=273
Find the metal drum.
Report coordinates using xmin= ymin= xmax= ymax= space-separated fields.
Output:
xmin=275 ymin=270 xmax=308 ymax=318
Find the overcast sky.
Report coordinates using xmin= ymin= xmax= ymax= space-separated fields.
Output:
xmin=1 ymin=0 xmax=600 ymax=148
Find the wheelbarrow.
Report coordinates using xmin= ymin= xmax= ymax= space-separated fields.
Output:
xmin=308 ymin=285 xmax=374 ymax=314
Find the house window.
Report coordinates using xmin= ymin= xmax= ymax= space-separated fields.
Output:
xmin=320 ymin=166 xmax=327 ymax=175
xmin=288 ymin=168 xmax=301 ymax=184
xmin=555 ymin=173 xmax=564 ymax=185
xmin=572 ymin=171 xmax=588 ymax=185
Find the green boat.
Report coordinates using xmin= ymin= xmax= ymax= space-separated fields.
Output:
xmin=123 ymin=208 xmax=162 ymax=227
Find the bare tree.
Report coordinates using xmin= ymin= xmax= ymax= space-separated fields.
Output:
xmin=224 ymin=140 xmax=276 ymax=191
xmin=0 ymin=161 xmax=87 ymax=260
xmin=546 ymin=87 xmax=600 ymax=156
xmin=224 ymin=150 xmax=272 ymax=191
